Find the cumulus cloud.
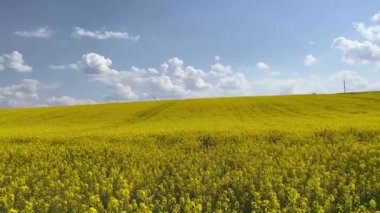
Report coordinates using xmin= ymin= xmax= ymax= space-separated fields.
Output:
xmin=0 ymin=51 xmax=32 ymax=72
xmin=354 ymin=23 xmax=380 ymax=41
xmin=57 ymin=53 xmax=251 ymax=101
xmin=372 ymin=11 xmax=380 ymax=23
xmin=256 ymin=62 xmax=269 ymax=70
xmin=102 ymin=83 xmax=138 ymax=101
xmin=210 ymin=62 xmax=233 ymax=77
xmin=255 ymin=62 xmax=280 ymax=76
xmin=104 ymin=54 xmax=247 ymax=97
xmin=304 ymin=54 xmax=318 ymax=66
xmin=72 ymin=27 xmax=140 ymax=41
xmin=56 ymin=53 xmax=376 ymax=100
xmin=331 ymin=37 xmax=380 ymax=67
xmin=14 ymin=27 xmax=53 ymax=39
xmin=46 ymin=96 xmax=96 ymax=106
xmin=167 ymin=57 xmax=212 ymax=91
xmin=209 ymin=61 xmax=250 ymax=91
xmin=333 ymin=11 xmax=380 ymax=69
xmin=0 ymin=79 xmax=39 ymax=108
xmin=50 ymin=53 xmax=118 ymax=74
xmin=217 ymin=72 xmax=249 ymax=90
xmin=76 ymin=53 xmax=116 ymax=74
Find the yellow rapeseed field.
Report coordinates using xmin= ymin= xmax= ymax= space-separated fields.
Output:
xmin=0 ymin=92 xmax=380 ymax=212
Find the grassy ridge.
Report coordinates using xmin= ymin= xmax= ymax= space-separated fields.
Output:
xmin=1 ymin=92 xmax=380 ymax=212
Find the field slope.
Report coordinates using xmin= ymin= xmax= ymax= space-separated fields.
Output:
xmin=1 ymin=92 xmax=380 ymax=212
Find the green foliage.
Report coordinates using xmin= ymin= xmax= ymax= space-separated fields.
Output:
xmin=0 ymin=92 xmax=379 ymax=212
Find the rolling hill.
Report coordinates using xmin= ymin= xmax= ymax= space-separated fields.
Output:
xmin=1 ymin=92 xmax=380 ymax=137
xmin=0 ymin=92 xmax=380 ymax=212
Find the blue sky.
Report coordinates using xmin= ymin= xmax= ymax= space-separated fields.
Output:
xmin=0 ymin=0 xmax=380 ymax=107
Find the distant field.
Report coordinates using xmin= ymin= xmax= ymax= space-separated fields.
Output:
xmin=1 ymin=92 xmax=380 ymax=212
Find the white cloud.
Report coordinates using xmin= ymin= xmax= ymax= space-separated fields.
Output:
xmin=354 ymin=22 xmax=380 ymax=41
xmin=256 ymin=62 xmax=269 ymax=70
xmin=255 ymin=62 xmax=280 ymax=76
xmin=331 ymin=36 xmax=380 ymax=67
xmin=372 ymin=11 xmax=380 ymax=23
xmin=135 ymin=58 xmax=249 ymax=97
xmin=102 ymin=83 xmax=138 ymax=101
xmin=53 ymin=54 xmax=372 ymax=99
xmin=66 ymin=53 xmax=138 ymax=101
xmin=14 ymin=27 xmax=53 ymax=39
xmin=304 ymin=54 xmax=318 ymax=66
xmin=0 ymin=51 xmax=32 ymax=72
xmin=76 ymin=53 xmax=116 ymax=74
xmin=48 ymin=65 xmax=67 ymax=70
xmin=217 ymin=72 xmax=249 ymax=90
xmin=72 ymin=27 xmax=140 ymax=41
xmin=210 ymin=62 xmax=233 ymax=76
xmin=59 ymin=53 xmax=251 ymax=100
xmin=333 ymin=12 xmax=380 ymax=69
xmin=48 ymin=64 xmax=78 ymax=70
xmin=0 ymin=79 xmax=39 ymax=108
xmin=167 ymin=57 xmax=211 ymax=91
xmin=46 ymin=96 xmax=96 ymax=106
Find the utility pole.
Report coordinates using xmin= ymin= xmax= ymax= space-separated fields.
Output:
xmin=343 ymin=80 xmax=346 ymax=93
